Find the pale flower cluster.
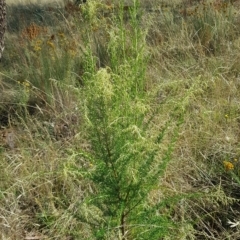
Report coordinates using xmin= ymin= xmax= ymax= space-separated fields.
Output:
xmin=133 ymin=99 xmax=150 ymax=115
xmin=94 ymin=68 xmax=113 ymax=102
xmin=82 ymin=0 xmax=101 ymax=24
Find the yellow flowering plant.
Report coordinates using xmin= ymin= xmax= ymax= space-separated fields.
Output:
xmin=223 ymin=158 xmax=240 ymax=187
xmin=223 ymin=160 xmax=234 ymax=171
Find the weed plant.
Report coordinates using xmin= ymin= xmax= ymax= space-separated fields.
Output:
xmin=77 ymin=1 xmax=184 ymax=238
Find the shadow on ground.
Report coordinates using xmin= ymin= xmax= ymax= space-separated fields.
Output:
xmin=6 ymin=2 xmax=75 ymax=33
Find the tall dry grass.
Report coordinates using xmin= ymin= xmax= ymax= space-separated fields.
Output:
xmin=1 ymin=0 xmax=240 ymax=239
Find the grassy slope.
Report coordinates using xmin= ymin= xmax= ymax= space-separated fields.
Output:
xmin=1 ymin=0 xmax=240 ymax=239
xmin=6 ymin=0 xmax=64 ymax=5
